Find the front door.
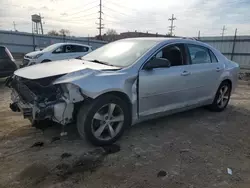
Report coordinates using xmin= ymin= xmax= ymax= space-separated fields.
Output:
xmin=138 ymin=43 xmax=192 ymax=117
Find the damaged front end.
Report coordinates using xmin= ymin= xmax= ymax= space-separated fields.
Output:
xmin=7 ymin=75 xmax=85 ymax=125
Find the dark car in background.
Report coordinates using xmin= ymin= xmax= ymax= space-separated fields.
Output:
xmin=0 ymin=46 xmax=17 ymax=78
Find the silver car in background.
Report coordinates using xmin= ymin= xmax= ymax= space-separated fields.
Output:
xmin=8 ymin=38 xmax=239 ymax=145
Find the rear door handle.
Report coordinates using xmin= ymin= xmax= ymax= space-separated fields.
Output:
xmin=216 ymin=67 xmax=222 ymax=72
xmin=181 ymin=71 xmax=191 ymax=76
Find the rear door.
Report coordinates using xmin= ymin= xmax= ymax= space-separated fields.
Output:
xmin=183 ymin=44 xmax=224 ymax=105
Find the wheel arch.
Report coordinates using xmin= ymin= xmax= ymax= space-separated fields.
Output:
xmin=95 ymin=91 xmax=132 ymax=108
xmin=41 ymin=59 xmax=51 ymax=63
xmin=221 ymin=78 xmax=232 ymax=88
xmin=73 ymin=90 xmax=133 ymax=121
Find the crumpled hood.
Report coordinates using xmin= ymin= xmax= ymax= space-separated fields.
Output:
xmin=25 ymin=51 xmax=43 ymax=58
xmin=14 ymin=59 xmax=120 ymax=79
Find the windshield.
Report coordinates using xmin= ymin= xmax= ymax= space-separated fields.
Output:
xmin=82 ymin=39 xmax=159 ymax=67
xmin=42 ymin=43 xmax=61 ymax=52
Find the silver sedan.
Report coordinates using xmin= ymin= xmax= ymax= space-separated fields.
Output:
xmin=9 ymin=38 xmax=239 ymax=145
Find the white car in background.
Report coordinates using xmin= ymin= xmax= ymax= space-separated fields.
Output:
xmin=21 ymin=43 xmax=92 ymax=67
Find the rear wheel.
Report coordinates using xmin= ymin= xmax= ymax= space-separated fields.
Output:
xmin=77 ymin=95 xmax=131 ymax=146
xmin=208 ymin=81 xmax=231 ymax=112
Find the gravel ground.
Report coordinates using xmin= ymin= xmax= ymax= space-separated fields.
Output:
xmin=0 ymin=78 xmax=250 ymax=188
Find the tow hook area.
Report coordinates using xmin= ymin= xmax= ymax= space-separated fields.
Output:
xmin=10 ymin=102 xmax=20 ymax=112
xmin=35 ymin=106 xmax=54 ymax=120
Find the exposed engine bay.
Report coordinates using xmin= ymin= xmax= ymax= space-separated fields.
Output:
xmin=7 ymin=75 xmax=85 ymax=125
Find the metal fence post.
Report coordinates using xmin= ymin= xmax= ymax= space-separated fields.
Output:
xmin=231 ymin=28 xmax=237 ymax=60
xmin=63 ymin=34 xmax=66 ymax=42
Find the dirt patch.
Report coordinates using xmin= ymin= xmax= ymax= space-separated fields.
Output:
xmin=17 ymin=163 xmax=50 ymax=187
xmin=1 ymin=81 xmax=250 ymax=187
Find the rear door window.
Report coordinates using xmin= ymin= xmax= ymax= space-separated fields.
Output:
xmin=209 ymin=50 xmax=218 ymax=62
xmin=187 ymin=44 xmax=211 ymax=64
xmin=72 ymin=45 xmax=89 ymax=52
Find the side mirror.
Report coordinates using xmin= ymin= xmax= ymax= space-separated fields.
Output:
xmin=144 ymin=58 xmax=171 ymax=70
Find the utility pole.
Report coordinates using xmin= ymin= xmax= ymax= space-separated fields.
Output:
xmin=13 ymin=21 xmax=17 ymax=31
xmin=231 ymin=28 xmax=237 ymax=60
xmin=198 ymin=30 xmax=200 ymax=40
xmin=221 ymin=25 xmax=226 ymax=38
xmin=168 ymin=14 xmax=177 ymax=36
xmin=97 ymin=0 xmax=104 ymax=39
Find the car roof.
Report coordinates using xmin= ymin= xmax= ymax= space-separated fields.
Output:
xmin=121 ymin=37 xmax=217 ymax=51
xmin=122 ymin=37 xmax=200 ymax=43
xmin=54 ymin=42 xmax=92 ymax=47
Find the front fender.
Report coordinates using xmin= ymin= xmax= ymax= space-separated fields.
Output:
xmin=53 ymin=69 xmax=137 ymax=102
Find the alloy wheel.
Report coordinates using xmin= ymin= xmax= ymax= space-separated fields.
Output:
xmin=91 ymin=103 xmax=124 ymax=141
xmin=217 ymin=85 xmax=230 ymax=108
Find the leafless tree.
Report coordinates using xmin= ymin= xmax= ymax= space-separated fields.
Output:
xmin=47 ymin=30 xmax=59 ymax=36
xmin=105 ymin=29 xmax=118 ymax=41
xmin=59 ymin=29 xmax=70 ymax=36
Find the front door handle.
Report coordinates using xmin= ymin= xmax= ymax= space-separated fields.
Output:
xmin=181 ymin=71 xmax=191 ymax=76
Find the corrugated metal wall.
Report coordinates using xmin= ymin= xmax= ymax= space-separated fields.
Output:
xmin=0 ymin=30 xmax=107 ymax=54
xmin=1 ymin=30 xmax=250 ymax=69
xmin=200 ymin=36 xmax=250 ymax=69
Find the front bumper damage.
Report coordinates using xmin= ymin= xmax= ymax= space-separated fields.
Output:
xmin=8 ymin=76 xmax=84 ymax=125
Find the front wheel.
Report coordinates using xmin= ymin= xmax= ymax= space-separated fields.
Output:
xmin=208 ymin=81 xmax=232 ymax=112
xmin=77 ymin=95 xmax=131 ymax=146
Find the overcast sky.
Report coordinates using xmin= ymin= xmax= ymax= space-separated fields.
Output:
xmin=0 ymin=0 xmax=250 ymax=37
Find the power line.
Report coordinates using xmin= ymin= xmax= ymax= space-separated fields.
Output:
xmin=168 ymin=14 xmax=177 ymax=36
xmin=69 ymin=4 xmax=99 ymax=17
xmin=63 ymin=0 xmax=98 ymax=13
xmin=103 ymin=5 xmax=134 ymax=18
xmin=70 ymin=12 xmax=97 ymax=20
xmin=104 ymin=0 xmax=138 ymax=12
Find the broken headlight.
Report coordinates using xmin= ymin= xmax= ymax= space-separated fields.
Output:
xmin=60 ymin=83 xmax=84 ymax=103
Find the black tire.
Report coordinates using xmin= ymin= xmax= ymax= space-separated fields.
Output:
xmin=41 ymin=59 xmax=51 ymax=63
xmin=208 ymin=81 xmax=232 ymax=112
xmin=77 ymin=95 xmax=131 ymax=146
